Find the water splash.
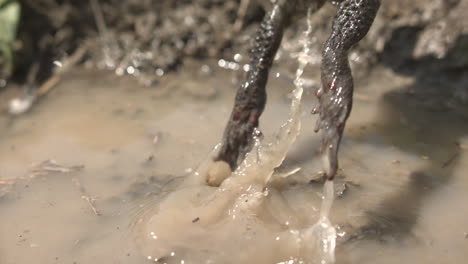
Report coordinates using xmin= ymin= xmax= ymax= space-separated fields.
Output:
xmin=302 ymin=181 xmax=337 ymax=264
xmin=299 ymin=8 xmax=336 ymax=264
xmin=134 ymin=7 xmax=338 ymax=264
xmin=294 ymin=8 xmax=314 ymax=90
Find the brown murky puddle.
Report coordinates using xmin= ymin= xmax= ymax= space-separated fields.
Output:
xmin=1 ymin=62 xmax=467 ymax=264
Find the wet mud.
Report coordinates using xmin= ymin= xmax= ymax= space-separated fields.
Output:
xmin=1 ymin=60 xmax=467 ymax=263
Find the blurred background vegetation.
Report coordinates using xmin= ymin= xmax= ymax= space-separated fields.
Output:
xmin=0 ymin=0 xmax=20 ymax=81
xmin=0 ymin=0 xmax=467 ymax=104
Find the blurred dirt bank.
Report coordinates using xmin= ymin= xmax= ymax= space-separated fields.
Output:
xmin=0 ymin=0 xmax=466 ymax=98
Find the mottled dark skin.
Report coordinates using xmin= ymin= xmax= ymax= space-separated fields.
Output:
xmin=216 ymin=0 xmax=380 ymax=180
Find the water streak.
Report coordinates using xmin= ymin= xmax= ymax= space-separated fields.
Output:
xmin=302 ymin=181 xmax=337 ymax=264
xmin=295 ymin=8 xmax=337 ymax=264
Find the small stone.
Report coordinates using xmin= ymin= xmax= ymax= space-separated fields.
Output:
xmin=206 ymin=161 xmax=231 ymax=187
xmin=335 ymin=182 xmax=348 ymax=198
xmin=145 ymin=154 xmax=154 ymax=162
xmin=8 ymin=96 xmax=34 ymax=115
xmin=152 ymin=135 xmax=159 ymax=145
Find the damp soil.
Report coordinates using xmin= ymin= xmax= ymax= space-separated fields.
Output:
xmin=0 ymin=61 xmax=467 ymax=264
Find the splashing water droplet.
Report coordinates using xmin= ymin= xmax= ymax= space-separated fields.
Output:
xmin=302 ymin=181 xmax=337 ymax=264
xmin=297 ymin=8 xmax=337 ymax=264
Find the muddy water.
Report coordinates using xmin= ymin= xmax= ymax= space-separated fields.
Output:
xmin=0 ymin=62 xmax=467 ymax=264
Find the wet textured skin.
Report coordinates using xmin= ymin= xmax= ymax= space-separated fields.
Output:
xmin=216 ymin=0 xmax=380 ymax=180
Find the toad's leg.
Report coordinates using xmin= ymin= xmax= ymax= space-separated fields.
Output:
xmin=215 ymin=2 xmax=294 ymax=170
xmin=314 ymin=0 xmax=380 ymax=180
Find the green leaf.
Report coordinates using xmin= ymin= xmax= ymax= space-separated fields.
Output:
xmin=0 ymin=0 xmax=20 ymax=76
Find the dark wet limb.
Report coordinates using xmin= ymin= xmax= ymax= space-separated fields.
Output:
xmin=314 ymin=0 xmax=380 ymax=180
xmin=215 ymin=3 xmax=293 ymax=170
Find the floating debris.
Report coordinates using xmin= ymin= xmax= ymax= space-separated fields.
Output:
xmin=30 ymin=159 xmax=84 ymax=177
